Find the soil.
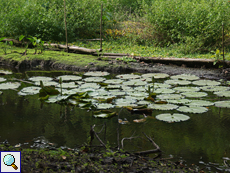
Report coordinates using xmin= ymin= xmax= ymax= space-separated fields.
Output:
xmin=1 ymin=143 xmax=197 ymax=173
xmin=1 ymin=55 xmax=230 ymax=81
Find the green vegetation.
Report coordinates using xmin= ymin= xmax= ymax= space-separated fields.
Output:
xmin=0 ymin=0 xmax=229 ymax=58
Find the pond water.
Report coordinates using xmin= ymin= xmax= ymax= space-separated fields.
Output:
xmin=0 ymin=67 xmax=230 ymax=171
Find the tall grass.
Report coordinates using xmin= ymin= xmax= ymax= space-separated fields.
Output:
xmin=0 ymin=0 xmax=229 ymax=54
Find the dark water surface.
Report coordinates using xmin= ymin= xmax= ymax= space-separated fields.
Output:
xmin=0 ymin=67 xmax=230 ymax=171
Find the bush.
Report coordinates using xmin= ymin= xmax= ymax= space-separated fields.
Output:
xmin=144 ymin=0 xmax=230 ymax=53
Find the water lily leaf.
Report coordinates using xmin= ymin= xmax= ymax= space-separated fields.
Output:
xmin=35 ymin=80 xmax=58 ymax=86
xmin=192 ymin=80 xmax=220 ymax=86
xmin=118 ymin=119 xmax=130 ymax=124
xmin=148 ymin=104 xmax=178 ymax=110
xmin=127 ymin=91 xmax=148 ymax=97
xmin=164 ymin=80 xmax=191 ymax=85
xmin=106 ymin=85 xmax=121 ymax=90
xmin=83 ymin=77 xmax=106 ymax=82
xmin=173 ymin=86 xmax=200 ymax=92
xmin=18 ymin=86 xmax=41 ymax=96
xmin=166 ymin=99 xmax=191 ymax=104
xmin=137 ymin=100 xmax=151 ymax=105
xmin=79 ymin=83 xmax=100 ymax=89
xmin=154 ymin=88 xmax=175 ymax=94
xmin=104 ymin=79 xmax=123 ymax=84
xmin=45 ymin=95 xmax=69 ymax=103
xmin=0 ymin=70 xmax=12 ymax=75
xmin=122 ymin=79 xmax=147 ymax=86
xmin=134 ymin=86 xmax=146 ymax=92
xmin=200 ymin=86 xmax=230 ymax=92
xmin=186 ymin=100 xmax=214 ymax=107
xmin=181 ymin=92 xmax=207 ymax=98
xmin=171 ymin=74 xmax=200 ymax=81
xmin=215 ymin=100 xmax=230 ymax=108
xmin=56 ymin=82 xmax=78 ymax=88
xmin=0 ymin=77 xmax=6 ymax=82
xmin=56 ymin=75 xmax=82 ymax=81
xmin=110 ymin=90 xmax=126 ymax=96
xmin=96 ymin=103 xmax=114 ymax=109
xmin=153 ymin=83 xmax=171 ymax=88
xmin=214 ymin=91 xmax=230 ymax=97
xmin=157 ymin=94 xmax=184 ymax=100
xmin=177 ymin=106 xmax=208 ymax=114
xmin=142 ymin=73 xmax=169 ymax=79
xmin=121 ymin=86 xmax=135 ymax=92
xmin=28 ymin=76 xmax=53 ymax=82
xmin=39 ymin=85 xmax=60 ymax=97
xmin=84 ymin=71 xmax=110 ymax=76
xmin=156 ymin=113 xmax=190 ymax=123
xmin=58 ymin=89 xmax=77 ymax=95
xmin=94 ymin=111 xmax=116 ymax=118
xmin=0 ymin=82 xmax=21 ymax=90
xmin=116 ymin=74 xmax=141 ymax=79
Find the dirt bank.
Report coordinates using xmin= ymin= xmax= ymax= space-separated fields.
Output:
xmin=1 ymin=55 xmax=229 ymax=81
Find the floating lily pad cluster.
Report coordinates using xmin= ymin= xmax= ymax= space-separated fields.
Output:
xmin=1 ymin=70 xmax=230 ymax=122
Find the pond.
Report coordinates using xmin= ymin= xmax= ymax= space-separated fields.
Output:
xmin=0 ymin=67 xmax=230 ymax=171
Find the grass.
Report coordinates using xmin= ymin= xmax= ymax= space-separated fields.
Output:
xmin=0 ymin=45 xmax=110 ymax=68
xmin=73 ymin=40 xmax=230 ymax=61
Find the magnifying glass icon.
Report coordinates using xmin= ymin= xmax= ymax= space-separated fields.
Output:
xmin=3 ymin=154 xmax=18 ymax=170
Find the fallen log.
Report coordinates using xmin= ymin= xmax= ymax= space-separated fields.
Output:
xmin=44 ymin=43 xmax=100 ymax=54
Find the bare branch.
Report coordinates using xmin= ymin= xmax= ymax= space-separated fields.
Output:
xmin=91 ymin=124 xmax=106 ymax=148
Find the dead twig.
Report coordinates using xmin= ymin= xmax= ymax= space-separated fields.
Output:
xmin=134 ymin=132 xmax=161 ymax=155
xmin=91 ymin=124 xmax=106 ymax=148
xmin=121 ymin=131 xmax=142 ymax=149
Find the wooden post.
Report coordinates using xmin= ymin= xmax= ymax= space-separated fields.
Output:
xmin=100 ymin=4 xmax=103 ymax=52
xmin=222 ymin=22 xmax=225 ymax=62
xmin=64 ymin=0 xmax=68 ymax=53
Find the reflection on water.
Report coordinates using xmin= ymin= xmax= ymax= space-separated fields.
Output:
xmin=0 ymin=69 xmax=230 ymax=171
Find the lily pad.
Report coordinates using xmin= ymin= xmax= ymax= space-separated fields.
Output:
xmin=177 ymin=106 xmax=208 ymax=114
xmin=164 ymin=80 xmax=191 ymax=85
xmin=122 ymin=79 xmax=147 ymax=86
xmin=215 ymin=100 xmax=230 ymax=108
xmin=171 ymin=74 xmax=200 ymax=81
xmin=192 ymin=80 xmax=220 ymax=86
xmin=142 ymin=73 xmax=169 ymax=79
xmin=116 ymin=74 xmax=141 ymax=79
xmin=56 ymin=75 xmax=82 ymax=81
xmin=156 ymin=113 xmax=190 ymax=123
xmin=148 ymin=104 xmax=178 ymax=110
xmin=46 ymin=95 xmax=70 ymax=103
xmin=200 ymin=86 xmax=230 ymax=92
xmin=0 ymin=70 xmax=12 ymax=75
xmin=0 ymin=77 xmax=6 ymax=82
xmin=127 ymin=92 xmax=148 ymax=97
xmin=35 ymin=81 xmax=59 ymax=86
xmin=18 ymin=86 xmax=41 ymax=96
xmin=106 ymin=85 xmax=122 ymax=90
xmin=104 ymin=79 xmax=123 ymax=84
xmin=79 ymin=83 xmax=100 ymax=89
xmin=214 ymin=91 xmax=230 ymax=97
xmin=0 ymin=82 xmax=21 ymax=90
xmin=166 ymin=99 xmax=191 ymax=104
xmin=110 ymin=90 xmax=126 ymax=96
xmin=56 ymin=82 xmax=78 ymax=88
xmin=181 ymin=92 xmax=207 ymax=98
xmin=157 ymin=94 xmax=184 ymax=100
xmin=173 ymin=86 xmax=200 ymax=93
xmin=154 ymin=88 xmax=175 ymax=94
xmin=84 ymin=71 xmax=110 ymax=76
xmin=83 ymin=77 xmax=106 ymax=82
xmin=134 ymin=86 xmax=146 ymax=92
xmin=28 ymin=76 xmax=53 ymax=82
xmin=137 ymin=100 xmax=151 ymax=105
xmin=96 ymin=103 xmax=115 ymax=109
xmin=94 ymin=113 xmax=116 ymax=118
xmin=186 ymin=100 xmax=214 ymax=107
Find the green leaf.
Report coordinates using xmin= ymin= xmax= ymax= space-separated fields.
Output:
xmin=0 ymin=37 xmax=6 ymax=42
xmin=19 ymin=35 xmax=25 ymax=41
